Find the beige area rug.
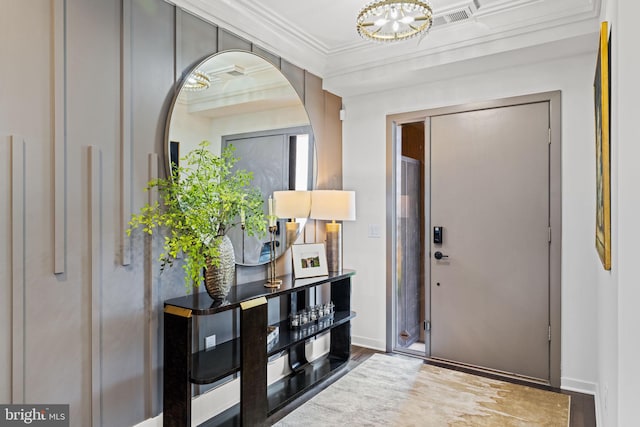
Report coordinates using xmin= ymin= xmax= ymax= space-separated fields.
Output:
xmin=274 ymin=353 xmax=570 ymax=426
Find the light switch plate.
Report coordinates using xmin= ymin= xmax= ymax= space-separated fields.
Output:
xmin=368 ymin=224 xmax=381 ymax=238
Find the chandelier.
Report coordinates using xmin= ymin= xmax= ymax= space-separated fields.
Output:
xmin=183 ymin=69 xmax=211 ymax=91
xmin=357 ymin=0 xmax=433 ymax=42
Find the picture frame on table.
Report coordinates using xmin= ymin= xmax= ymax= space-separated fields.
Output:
xmin=291 ymin=243 xmax=328 ymax=279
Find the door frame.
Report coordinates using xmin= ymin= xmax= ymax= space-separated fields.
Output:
xmin=385 ymin=91 xmax=562 ymax=387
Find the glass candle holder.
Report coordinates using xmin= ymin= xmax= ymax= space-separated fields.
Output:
xmin=321 ymin=303 xmax=329 ymax=317
xmin=300 ymin=310 xmax=309 ymax=326
xmin=290 ymin=313 xmax=300 ymax=328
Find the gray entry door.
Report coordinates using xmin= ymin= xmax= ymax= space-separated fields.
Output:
xmin=223 ymin=133 xmax=289 ymax=264
xmin=430 ymin=102 xmax=550 ymax=381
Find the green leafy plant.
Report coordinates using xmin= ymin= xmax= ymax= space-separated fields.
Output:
xmin=127 ymin=141 xmax=266 ymax=291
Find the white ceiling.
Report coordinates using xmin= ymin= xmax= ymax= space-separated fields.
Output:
xmin=178 ymin=51 xmax=301 ymax=119
xmin=170 ymin=0 xmax=603 ymax=96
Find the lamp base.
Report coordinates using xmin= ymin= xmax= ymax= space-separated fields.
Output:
xmin=285 ymin=221 xmax=299 ymax=246
xmin=325 ymin=222 xmax=342 ymax=273
xmin=264 ymin=279 xmax=282 ymax=288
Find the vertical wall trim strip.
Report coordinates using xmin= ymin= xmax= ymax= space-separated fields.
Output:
xmin=144 ymin=153 xmax=158 ymax=418
xmin=120 ymin=0 xmax=132 ymax=266
xmin=89 ymin=146 xmax=103 ymax=426
xmin=10 ymin=136 xmax=25 ymax=404
xmin=174 ymin=7 xmax=181 ymax=85
xmin=53 ymin=0 xmax=67 ymax=274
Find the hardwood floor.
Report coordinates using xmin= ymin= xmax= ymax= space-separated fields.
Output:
xmin=269 ymin=346 xmax=597 ymax=426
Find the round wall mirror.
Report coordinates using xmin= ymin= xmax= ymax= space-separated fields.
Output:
xmin=166 ymin=51 xmax=316 ymax=266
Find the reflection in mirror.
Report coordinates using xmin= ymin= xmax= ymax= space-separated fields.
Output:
xmin=166 ymin=51 xmax=315 ymax=266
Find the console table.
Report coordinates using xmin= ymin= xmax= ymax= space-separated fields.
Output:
xmin=163 ymin=270 xmax=356 ymax=426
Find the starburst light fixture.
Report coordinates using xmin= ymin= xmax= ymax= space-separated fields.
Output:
xmin=357 ymin=0 xmax=433 ymax=42
xmin=183 ymin=69 xmax=211 ymax=91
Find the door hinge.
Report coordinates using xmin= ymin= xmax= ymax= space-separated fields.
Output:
xmin=548 ymin=128 xmax=551 ymax=144
xmin=548 ymin=227 xmax=552 ymax=243
xmin=424 ymin=321 xmax=431 ymax=332
xmin=548 ymin=325 xmax=552 ymax=342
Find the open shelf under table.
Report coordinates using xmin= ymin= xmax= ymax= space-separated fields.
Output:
xmin=198 ymin=354 xmax=350 ymax=427
xmin=190 ymin=311 xmax=356 ymax=385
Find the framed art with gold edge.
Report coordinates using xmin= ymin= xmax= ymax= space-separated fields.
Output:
xmin=594 ymin=21 xmax=611 ymax=270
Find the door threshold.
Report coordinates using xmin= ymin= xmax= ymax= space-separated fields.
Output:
xmin=426 ymin=357 xmax=552 ymax=389
xmin=393 ymin=346 xmax=425 ymax=358
xmin=392 ymin=351 xmax=553 ymax=390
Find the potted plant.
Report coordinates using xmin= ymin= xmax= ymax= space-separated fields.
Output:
xmin=127 ymin=141 xmax=266 ymax=298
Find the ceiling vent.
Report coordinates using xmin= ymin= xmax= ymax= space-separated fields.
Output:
xmin=431 ymin=5 xmax=476 ymax=28
xmin=211 ymin=64 xmax=247 ymax=77
xmin=223 ymin=65 xmax=246 ymax=76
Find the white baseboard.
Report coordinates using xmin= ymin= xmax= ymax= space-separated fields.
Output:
xmin=133 ymin=414 xmax=160 ymax=427
xmin=561 ymin=377 xmax=597 ymax=395
xmin=352 ymin=335 xmax=386 ymax=351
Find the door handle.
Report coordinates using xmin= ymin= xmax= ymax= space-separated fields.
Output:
xmin=434 ymin=251 xmax=448 ymax=260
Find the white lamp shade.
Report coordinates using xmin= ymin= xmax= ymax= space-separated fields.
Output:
xmin=310 ymin=190 xmax=356 ymax=221
xmin=273 ymin=190 xmax=311 ymax=219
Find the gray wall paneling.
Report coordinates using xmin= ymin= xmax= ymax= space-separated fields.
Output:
xmin=130 ymin=1 xmax=180 ymax=423
xmin=252 ymin=45 xmax=281 ymax=68
xmin=10 ymin=136 xmax=25 ymax=404
xmin=145 ymin=153 xmax=160 ymax=418
xmin=67 ymin=0 xmax=143 ymax=425
xmin=0 ymin=1 xmax=341 ymax=425
xmin=65 ymin=0 xmax=123 ymax=424
xmin=281 ymin=60 xmax=306 ymax=102
xmin=0 ymin=137 xmax=11 ymax=404
xmin=53 ymin=0 xmax=67 ymax=274
xmin=1 ymin=0 xmax=72 ymax=417
xmin=120 ymin=0 xmax=133 ymax=266
xmin=176 ymin=9 xmax=218 ymax=79
xmin=218 ymin=28 xmax=251 ymax=52
xmin=88 ymin=146 xmax=103 ymax=426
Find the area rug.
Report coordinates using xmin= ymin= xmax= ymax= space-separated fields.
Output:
xmin=274 ymin=353 xmax=570 ymax=426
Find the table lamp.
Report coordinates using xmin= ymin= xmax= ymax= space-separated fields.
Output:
xmin=310 ymin=190 xmax=356 ymax=273
xmin=273 ymin=190 xmax=311 ymax=245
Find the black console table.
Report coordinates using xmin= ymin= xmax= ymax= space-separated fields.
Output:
xmin=163 ymin=270 xmax=356 ymax=426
